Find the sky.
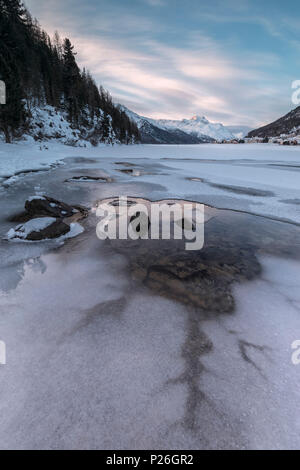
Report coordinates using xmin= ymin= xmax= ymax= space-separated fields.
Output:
xmin=25 ymin=0 xmax=300 ymax=127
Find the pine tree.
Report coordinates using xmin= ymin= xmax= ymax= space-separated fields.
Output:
xmin=62 ymin=38 xmax=81 ymax=124
xmin=0 ymin=1 xmax=140 ymax=144
xmin=0 ymin=0 xmax=26 ymax=142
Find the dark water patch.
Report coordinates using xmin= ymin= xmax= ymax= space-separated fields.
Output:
xmin=269 ymin=163 xmax=300 ymax=169
xmin=62 ymin=157 xmax=98 ymax=164
xmin=186 ymin=177 xmax=274 ymax=196
xmin=280 ymin=198 xmax=300 ymax=205
xmin=208 ymin=183 xmax=274 ymax=197
xmin=115 ymin=162 xmax=136 ymax=167
xmin=102 ymin=198 xmax=300 ymax=313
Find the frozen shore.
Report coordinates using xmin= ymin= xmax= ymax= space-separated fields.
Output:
xmin=1 ymin=141 xmax=300 ymax=224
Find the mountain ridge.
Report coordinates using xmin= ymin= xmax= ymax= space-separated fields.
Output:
xmin=120 ymin=105 xmax=235 ymax=143
xmin=247 ymin=106 xmax=300 ymax=139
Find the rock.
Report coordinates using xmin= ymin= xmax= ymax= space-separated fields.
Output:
xmin=127 ymin=247 xmax=260 ymax=312
xmin=9 ymin=197 xmax=88 ymax=224
xmin=25 ymin=196 xmax=76 ymax=218
xmin=7 ymin=217 xmax=70 ymax=241
xmin=7 ymin=196 xmax=87 ymax=242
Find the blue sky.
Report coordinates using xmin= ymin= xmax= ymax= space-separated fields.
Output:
xmin=25 ymin=0 xmax=300 ymax=127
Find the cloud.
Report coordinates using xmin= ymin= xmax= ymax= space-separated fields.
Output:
xmin=69 ymin=32 xmax=286 ymax=126
xmin=143 ymin=0 xmax=165 ymax=6
xmin=24 ymin=0 xmax=291 ymax=127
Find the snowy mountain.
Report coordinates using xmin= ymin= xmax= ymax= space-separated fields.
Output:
xmin=247 ymin=106 xmax=300 ymax=139
xmin=154 ymin=115 xmax=234 ymax=141
xmin=118 ymin=106 xmax=214 ymax=144
xmin=120 ymin=106 xmax=234 ymax=143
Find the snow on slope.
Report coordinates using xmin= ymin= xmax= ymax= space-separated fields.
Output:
xmin=0 ymin=104 xmax=118 ymax=147
xmin=27 ymin=105 xmax=117 ymax=146
xmin=121 ymin=106 xmax=234 ymax=141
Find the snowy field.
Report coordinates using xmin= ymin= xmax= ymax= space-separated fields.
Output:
xmin=0 ymin=142 xmax=300 ymax=449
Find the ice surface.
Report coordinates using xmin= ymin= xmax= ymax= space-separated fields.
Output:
xmin=0 ymin=142 xmax=65 ymax=185
xmin=2 ymin=140 xmax=299 ymax=222
xmin=200 ymin=256 xmax=300 ymax=450
xmin=0 ymin=230 xmax=300 ymax=449
xmin=1 ymin=142 xmax=300 ymax=449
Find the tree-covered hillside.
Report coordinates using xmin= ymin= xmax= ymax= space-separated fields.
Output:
xmin=0 ymin=0 xmax=140 ymax=144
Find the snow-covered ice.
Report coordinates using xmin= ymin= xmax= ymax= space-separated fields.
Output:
xmin=2 ymin=141 xmax=300 ymax=223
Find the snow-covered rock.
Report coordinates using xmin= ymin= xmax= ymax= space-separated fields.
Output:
xmin=6 ymin=217 xmax=70 ymax=241
xmin=7 ymin=218 xmax=85 ymax=242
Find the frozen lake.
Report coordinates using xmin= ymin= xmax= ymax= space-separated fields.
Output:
xmin=0 ymin=143 xmax=300 ymax=449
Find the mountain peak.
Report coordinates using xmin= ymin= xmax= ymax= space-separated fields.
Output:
xmin=120 ymin=106 xmax=235 ymax=141
xmin=191 ymin=115 xmax=207 ymax=122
